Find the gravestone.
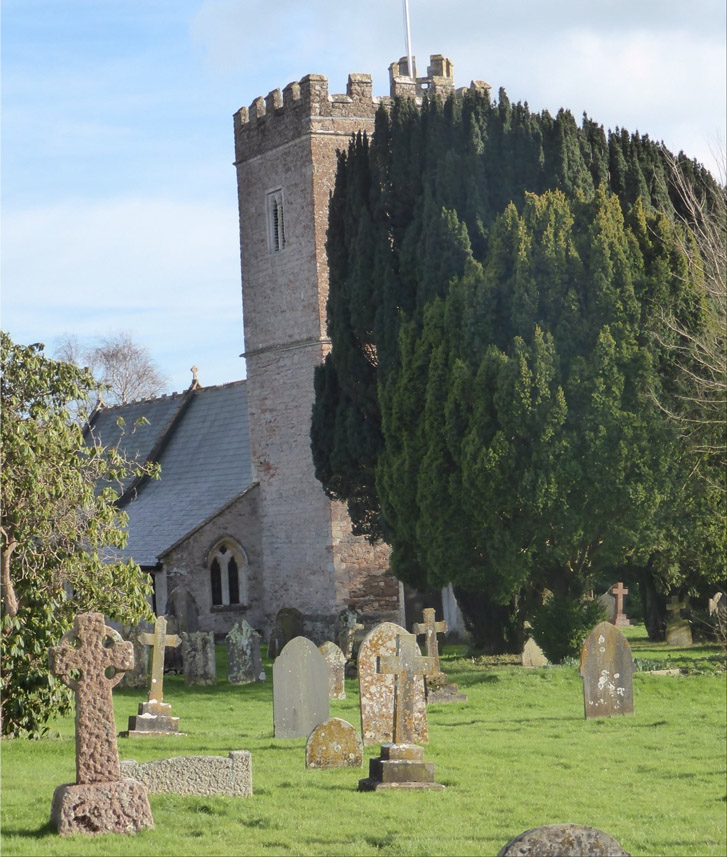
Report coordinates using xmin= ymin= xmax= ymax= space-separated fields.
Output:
xmin=358 ymin=621 xmax=428 ymax=746
xmin=665 ymin=595 xmax=693 ymax=647
xmin=120 ymin=620 xmax=151 ymax=689
xmin=579 ymin=621 xmax=634 ymax=719
xmin=125 ymin=615 xmax=183 ymax=736
xmin=305 ymin=717 xmax=362 ymax=769
xmin=272 ymin=636 xmax=329 ymax=738
xmin=497 ymin=824 xmax=631 ymax=856
xmin=181 ymin=631 xmax=217 ymax=686
xmin=48 ymin=612 xmax=154 ymax=835
xmin=164 ymin=587 xmax=199 ymax=672
xmin=358 ymin=632 xmax=443 ymax=791
xmin=413 ymin=608 xmax=467 ymax=703
xmin=226 ymin=620 xmax=265 ymax=684
xmin=318 ymin=641 xmax=346 ymax=699
xmin=268 ymin=606 xmax=305 ymax=659
xmin=120 ymin=750 xmax=252 ymax=796
xmin=336 ymin=607 xmax=364 ymax=660
xmin=597 ymin=590 xmax=616 ymax=624
xmin=521 ymin=636 xmax=548 ymax=668
xmin=610 ymin=582 xmax=631 ymax=627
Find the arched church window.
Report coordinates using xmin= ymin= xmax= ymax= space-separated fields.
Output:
xmin=266 ymin=189 xmax=286 ymax=252
xmin=208 ymin=539 xmax=247 ymax=608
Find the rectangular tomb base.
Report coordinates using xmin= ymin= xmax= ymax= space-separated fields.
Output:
xmin=358 ymin=743 xmax=444 ymax=791
xmin=50 ymin=778 xmax=154 ymax=836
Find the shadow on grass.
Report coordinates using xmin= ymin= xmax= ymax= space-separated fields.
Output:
xmin=1 ymin=821 xmax=55 ymax=839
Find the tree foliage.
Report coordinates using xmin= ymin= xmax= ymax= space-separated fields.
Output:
xmin=312 ymin=88 xmax=725 ymax=649
xmin=1 ymin=333 xmax=158 ymax=736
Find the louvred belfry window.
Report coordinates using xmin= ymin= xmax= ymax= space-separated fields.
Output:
xmin=266 ymin=189 xmax=286 ymax=252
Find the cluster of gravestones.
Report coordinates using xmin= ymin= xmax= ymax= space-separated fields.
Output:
xmin=54 ymin=589 xmax=717 ymax=852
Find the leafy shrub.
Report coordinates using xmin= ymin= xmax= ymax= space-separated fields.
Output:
xmin=530 ymin=594 xmax=607 ymax=664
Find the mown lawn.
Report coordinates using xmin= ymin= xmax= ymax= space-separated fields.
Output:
xmin=1 ymin=627 xmax=725 ymax=856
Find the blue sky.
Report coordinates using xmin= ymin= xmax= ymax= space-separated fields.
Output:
xmin=2 ymin=0 xmax=725 ymax=394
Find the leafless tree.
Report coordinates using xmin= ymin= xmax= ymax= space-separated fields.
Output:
xmin=54 ymin=331 xmax=169 ymax=410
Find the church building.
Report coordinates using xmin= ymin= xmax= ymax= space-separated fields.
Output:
xmin=90 ymin=55 xmax=466 ymax=643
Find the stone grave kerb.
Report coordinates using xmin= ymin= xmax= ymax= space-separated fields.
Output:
xmin=49 ymin=612 xmax=132 ymax=783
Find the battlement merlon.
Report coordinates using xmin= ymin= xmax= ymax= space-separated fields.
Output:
xmin=233 ymin=55 xmax=461 ymax=161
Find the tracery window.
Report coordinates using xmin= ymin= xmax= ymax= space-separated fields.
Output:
xmin=208 ymin=540 xmax=247 ymax=607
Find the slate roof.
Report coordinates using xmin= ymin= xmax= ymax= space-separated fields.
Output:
xmin=87 ymin=380 xmax=253 ymax=567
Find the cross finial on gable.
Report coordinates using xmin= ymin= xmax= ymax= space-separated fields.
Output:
xmin=190 ymin=365 xmax=200 ymax=389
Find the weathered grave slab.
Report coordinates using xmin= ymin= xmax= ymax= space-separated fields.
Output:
xmin=48 ymin=612 xmax=153 ymax=836
xmin=120 ymin=751 xmax=252 ymax=796
xmin=305 ymin=717 xmax=362 ymax=769
xmin=226 ymin=620 xmax=265 ymax=684
xmin=268 ymin=606 xmax=304 ymax=659
xmin=579 ymin=621 xmax=634 ymax=719
xmin=273 ymin=636 xmax=329 ymax=738
xmin=181 ymin=631 xmax=216 ymax=686
xmin=497 ymin=823 xmax=631 ymax=856
xmin=665 ymin=595 xmax=693 ymax=647
xmin=319 ymin=641 xmax=346 ymax=699
xmin=522 ymin=636 xmax=548 ymax=668
xmin=358 ymin=622 xmax=427 ymax=746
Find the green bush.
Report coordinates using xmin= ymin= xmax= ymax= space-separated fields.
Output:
xmin=530 ymin=594 xmax=607 ymax=663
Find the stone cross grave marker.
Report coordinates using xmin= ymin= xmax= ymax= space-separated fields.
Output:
xmin=378 ymin=632 xmax=434 ymax=745
xmin=126 ymin=615 xmax=183 ymax=735
xmin=49 ymin=612 xmax=133 ymax=783
xmin=272 ymin=636 xmax=329 ymax=738
xmin=610 ymin=582 xmax=631 ymax=626
xmin=579 ymin=621 xmax=634 ymax=719
xmin=665 ymin=595 xmax=693 ymax=647
xmin=319 ymin=640 xmax=346 ymax=699
xmin=358 ymin=621 xmax=428 ymax=746
xmin=413 ymin=608 xmax=446 ymax=677
xmin=48 ymin=612 xmax=154 ymax=835
xmin=336 ymin=607 xmax=364 ymax=660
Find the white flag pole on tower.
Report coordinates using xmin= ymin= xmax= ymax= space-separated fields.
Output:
xmin=403 ymin=0 xmax=414 ymax=80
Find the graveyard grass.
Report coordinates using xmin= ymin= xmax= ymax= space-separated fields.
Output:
xmin=1 ymin=626 xmax=725 ymax=857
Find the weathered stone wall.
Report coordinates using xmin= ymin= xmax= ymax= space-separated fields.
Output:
xmin=160 ymin=486 xmax=264 ymax=638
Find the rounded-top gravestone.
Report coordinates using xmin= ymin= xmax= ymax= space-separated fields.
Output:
xmin=497 ymin=823 xmax=631 ymax=856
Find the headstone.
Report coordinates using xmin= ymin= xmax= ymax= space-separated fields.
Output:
xmin=610 ymin=582 xmax=631 ymax=627
xmin=48 ymin=612 xmax=154 ymax=835
xmin=413 ymin=608 xmax=467 ymax=704
xmin=336 ymin=607 xmax=364 ymax=660
xmin=119 ymin=620 xmax=151 ymax=688
xmin=267 ymin=606 xmax=304 ymax=659
xmin=120 ymin=750 xmax=252 ymax=796
xmin=272 ymin=636 xmax=329 ymax=738
xmin=164 ymin=588 xmax=199 ymax=673
xmin=358 ymin=621 xmax=428 ymax=746
xmin=226 ymin=620 xmax=266 ymax=684
xmin=665 ymin=595 xmax=693 ymax=647
xmin=358 ymin=632 xmax=443 ymax=792
xmin=318 ymin=641 xmax=346 ymax=699
xmin=521 ymin=636 xmax=548 ymax=668
xmin=497 ymin=823 xmax=631 ymax=856
xmin=579 ymin=621 xmax=634 ymax=719
xmin=162 ymin=614 xmax=184 ymax=673
xmin=597 ymin=590 xmax=616 ymax=623
xmin=125 ymin=615 xmax=183 ymax=736
xmin=181 ymin=631 xmax=217 ymax=686
xmin=305 ymin=717 xmax=362 ymax=769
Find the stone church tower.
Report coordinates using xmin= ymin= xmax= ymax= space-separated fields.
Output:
xmin=233 ymin=56 xmax=457 ymax=639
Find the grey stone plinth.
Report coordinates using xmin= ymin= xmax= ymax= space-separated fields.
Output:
xmin=497 ymin=823 xmax=630 ymax=856
xmin=358 ymin=742 xmax=444 ymax=791
xmin=120 ymin=750 xmax=252 ymax=796
xmin=50 ymin=778 xmax=154 ymax=836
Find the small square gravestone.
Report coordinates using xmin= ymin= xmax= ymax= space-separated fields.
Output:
xmin=272 ymin=636 xmax=329 ymax=738
xmin=318 ymin=641 xmax=346 ymax=699
xmin=579 ymin=621 xmax=634 ymax=719
xmin=226 ymin=620 xmax=266 ymax=684
xmin=181 ymin=631 xmax=217 ymax=686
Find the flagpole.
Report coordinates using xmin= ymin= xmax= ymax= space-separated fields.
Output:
xmin=403 ymin=0 xmax=414 ymax=80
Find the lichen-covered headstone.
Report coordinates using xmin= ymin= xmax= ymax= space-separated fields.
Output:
xmin=181 ymin=631 xmax=217 ymax=686
xmin=226 ymin=620 xmax=265 ymax=684
xmin=120 ymin=620 xmax=151 ymax=689
xmin=267 ymin=606 xmax=304 ymax=659
xmin=305 ymin=718 xmax=362 ymax=769
xmin=48 ymin=612 xmax=154 ymax=835
xmin=318 ymin=641 xmax=346 ymax=699
xmin=665 ymin=595 xmax=693 ymax=647
xmin=579 ymin=621 xmax=634 ymax=719
xmin=273 ymin=636 xmax=329 ymax=738
xmin=358 ymin=622 xmax=428 ymax=746
xmin=522 ymin=636 xmax=548 ymax=668
xmin=497 ymin=823 xmax=631 ymax=856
